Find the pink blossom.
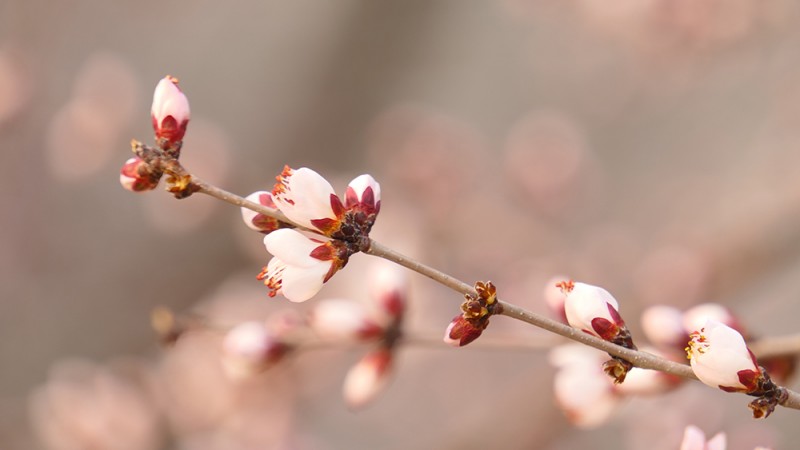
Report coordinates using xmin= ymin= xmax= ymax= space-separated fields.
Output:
xmin=679 ymin=425 xmax=726 ymax=450
xmin=686 ymin=319 xmax=762 ymax=393
xmin=150 ymin=75 xmax=190 ymax=146
xmin=309 ymin=299 xmax=383 ymax=341
xmin=683 ymin=303 xmax=744 ymax=337
xmin=221 ymin=321 xmax=287 ymax=379
xmin=342 ymin=348 xmax=393 ymax=410
xmin=344 ymin=174 xmax=381 ymax=216
xmin=368 ymin=264 xmax=407 ymax=323
xmin=549 ymin=345 xmax=619 ymax=428
xmin=641 ymin=305 xmax=686 ymax=348
xmin=259 ymin=229 xmax=349 ymax=302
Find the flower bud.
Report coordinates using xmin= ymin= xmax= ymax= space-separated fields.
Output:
xmin=443 ymin=315 xmax=484 ymax=347
xmin=683 ymin=303 xmax=744 ymax=338
xmin=241 ymin=191 xmax=282 ymax=233
xmin=640 ymin=305 xmax=686 ymax=349
xmin=151 ymin=76 xmax=190 ymax=148
xmin=342 ymin=348 xmax=393 ymax=410
xmin=368 ymin=264 xmax=407 ymax=323
xmin=119 ymin=157 xmax=159 ymax=192
xmin=559 ymin=281 xmax=627 ymax=341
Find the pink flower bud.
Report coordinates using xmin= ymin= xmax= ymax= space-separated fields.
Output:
xmin=151 ymin=76 xmax=190 ymax=147
xmin=342 ymin=348 xmax=392 ymax=409
xmin=119 ymin=157 xmax=159 ymax=192
xmin=241 ymin=191 xmax=282 ymax=233
xmin=679 ymin=425 xmax=726 ymax=450
xmin=686 ymin=319 xmax=762 ymax=393
xmin=344 ymin=174 xmax=381 ymax=216
xmin=443 ymin=315 xmax=484 ymax=347
xmin=368 ymin=264 xmax=407 ymax=323
xmin=221 ymin=321 xmax=288 ymax=380
xmin=309 ymin=299 xmax=384 ymax=341
xmin=683 ymin=303 xmax=744 ymax=338
xmin=559 ymin=281 xmax=626 ymax=341
xmin=549 ymin=345 xmax=619 ymax=428
xmin=641 ymin=305 xmax=686 ymax=349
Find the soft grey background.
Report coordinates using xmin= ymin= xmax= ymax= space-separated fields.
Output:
xmin=2 ymin=1 xmax=800 ymax=448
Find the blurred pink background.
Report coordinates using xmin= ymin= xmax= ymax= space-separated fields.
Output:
xmin=2 ymin=1 xmax=800 ymax=448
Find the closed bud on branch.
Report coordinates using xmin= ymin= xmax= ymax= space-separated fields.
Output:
xmin=119 ymin=157 xmax=160 ymax=192
xmin=151 ymin=75 xmax=190 ymax=150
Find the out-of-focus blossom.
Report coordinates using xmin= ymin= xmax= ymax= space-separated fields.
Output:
xmin=559 ymin=281 xmax=629 ymax=342
xmin=221 ymin=321 xmax=289 ymax=380
xmin=686 ymin=320 xmax=762 ymax=393
xmin=151 ymin=75 xmax=190 ymax=148
xmin=259 ymin=229 xmax=350 ymax=302
xmin=241 ymin=191 xmax=284 ymax=233
xmin=29 ymin=359 xmax=162 ymax=450
xmin=683 ymin=303 xmax=745 ymax=338
xmin=641 ymin=305 xmax=687 ymax=349
xmin=679 ymin=425 xmax=726 ymax=450
xmin=309 ymin=299 xmax=384 ymax=341
xmin=368 ymin=264 xmax=408 ymax=323
xmin=120 ymin=157 xmax=160 ymax=192
xmin=342 ymin=348 xmax=393 ymax=410
xmin=271 ymin=166 xmax=380 ymax=239
xmin=543 ymin=275 xmax=569 ymax=323
xmin=549 ymin=345 xmax=620 ymax=428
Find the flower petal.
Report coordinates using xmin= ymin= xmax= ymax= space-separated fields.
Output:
xmin=272 ymin=167 xmax=339 ymax=229
xmin=264 ymin=229 xmax=327 ymax=267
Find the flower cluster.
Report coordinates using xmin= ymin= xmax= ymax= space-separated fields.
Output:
xmin=221 ymin=264 xmax=407 ymax=409
xmin=243 ymin=167 xmax=381 ymax=302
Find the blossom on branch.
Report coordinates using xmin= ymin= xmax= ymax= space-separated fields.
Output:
xmin=272 ymin=166 xmax=380 ymax=242
xmin=258 ymin=229 xmax=351 ymax=302
xmin=151 ymin=75 xmax=190 ymax=149
xmin=686 ymin=319 xmax=762 ymax=393
xmin=119 ymin=157 xmax=160 ymax=192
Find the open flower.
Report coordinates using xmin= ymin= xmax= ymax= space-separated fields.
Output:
xmin=679 ymin=425 xmax=726 ymax=450
xmin=151 ymin=75 xmax=190 ymax=148
xmin=259 ymin=229 xmax=350 ymax=302
xmin=272 ymin=166 xmax=380 ymax=240
xmin=686 ymin=319 xmax=762 ymax=393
